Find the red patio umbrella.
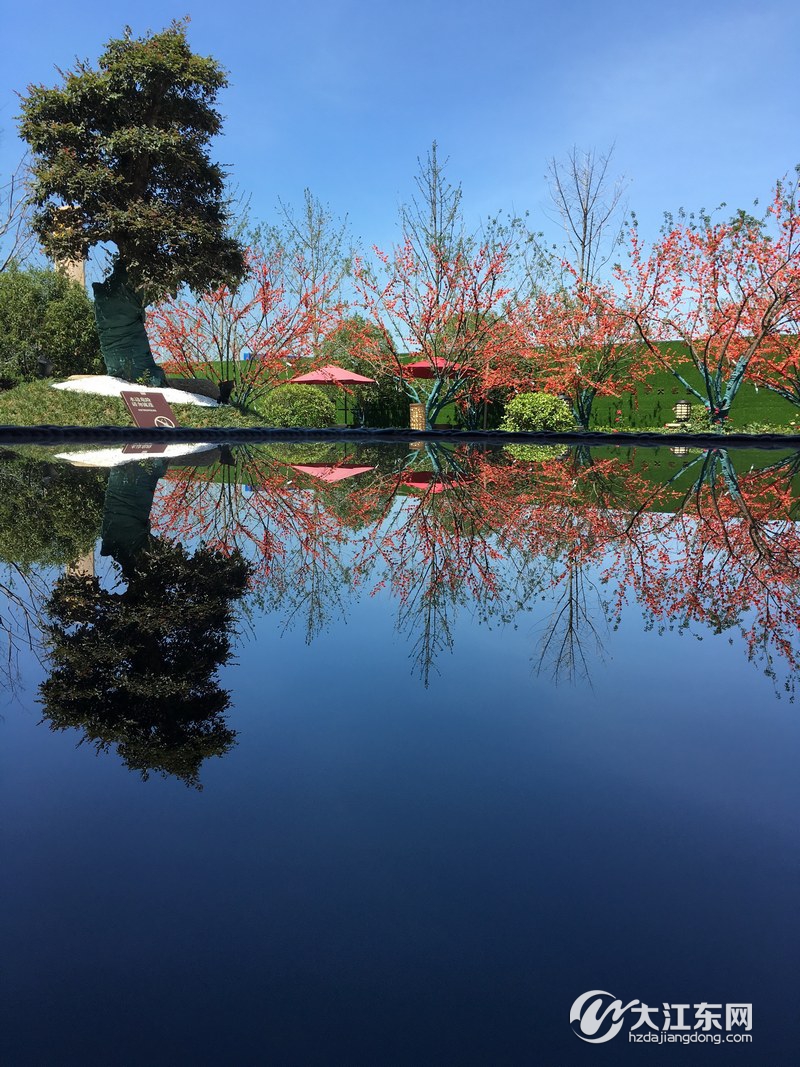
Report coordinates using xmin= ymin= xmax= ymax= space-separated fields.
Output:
xmin=289 ymin=364 xmax=376 ymax=425
xmin=404 ymin=357 xmax=471 ymax=379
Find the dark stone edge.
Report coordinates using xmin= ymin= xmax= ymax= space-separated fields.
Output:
xmin=0 ymin=425 xmax=799 ymax=450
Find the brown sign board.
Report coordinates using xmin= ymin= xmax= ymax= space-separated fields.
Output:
xmin=120 ymin=390 xmax=179 ymax=429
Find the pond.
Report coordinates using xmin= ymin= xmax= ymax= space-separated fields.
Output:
xmin=1 ymin=440 xmax=797 ymax=1064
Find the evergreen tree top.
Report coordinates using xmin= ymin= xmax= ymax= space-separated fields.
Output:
xmin=18 ymin=19 xmax=246 ymax=300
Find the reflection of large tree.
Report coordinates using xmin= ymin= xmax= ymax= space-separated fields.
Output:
xmin=347 ymin=444 xmax=549 ymax=684
xmin=40 ymin=461 xmax=250 ymax=787
xmin=535 ymin=562 xmax=607 ymax=686
xmin=497 ymin=448 xmax=651 ymax=687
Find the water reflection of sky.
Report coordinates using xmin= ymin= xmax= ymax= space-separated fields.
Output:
xmin=0 ymin=443 xmax=797 ymax=1064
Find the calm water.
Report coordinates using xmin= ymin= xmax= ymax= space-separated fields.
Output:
xmin=1 ymin=441 xmax=797 ymax=1065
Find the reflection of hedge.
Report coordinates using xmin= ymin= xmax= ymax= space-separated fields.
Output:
xmin=256 ymin=441 xmax=345 ymax=466
xmin=505 ymin=444 xmax=569 ymax=463
xmin=0 ymin=457 xmax=106 ymax=567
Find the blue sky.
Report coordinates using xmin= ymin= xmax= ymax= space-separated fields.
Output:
xmin=2 ymin=0 xmax=799 ymax=258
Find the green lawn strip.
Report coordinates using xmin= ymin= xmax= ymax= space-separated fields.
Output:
xmin=0 ymin=380 xmax=265 ymax=428
xmin=591 ymin=360 xmax=796 ymax=429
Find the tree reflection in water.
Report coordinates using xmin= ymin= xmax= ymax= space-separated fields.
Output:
xmin=2 ymin=438 xmax=793 ymax=760
xmin=607 ymin=446 xmax=800 ymax=698
xmin=39 ymin=459 xmax=250 ymax=788
xmin=0 ymin=451 xmax=106 ymax=697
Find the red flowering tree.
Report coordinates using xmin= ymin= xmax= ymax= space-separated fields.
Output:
xmin=619 ymin=178 xmax=800 ymax=425
xmin=352 ymin=239 xmax=526 ymax=428
xmin=147 ymin=246 xmax=340 ymax=408
xmin=527 ymin=271 xmax=645 ymax=428
xmin=746 ymin=325 xmax=800 ymax=409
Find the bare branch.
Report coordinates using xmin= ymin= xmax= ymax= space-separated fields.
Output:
xmin=547 ymin=145 xmax=628 ymax=283
xmin=0 ymin=154 xmax=36 ymax=272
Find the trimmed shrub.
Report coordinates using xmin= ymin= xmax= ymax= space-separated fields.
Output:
xmin=500 ymin=392 xmax=576 ymax=433
xmin=255 ymin=384 xmax=336 ymax=428
xmin=682 ymin=403 xmax=709 ymax=430
xmin=0 ymin=265 xmax=101 ymax=380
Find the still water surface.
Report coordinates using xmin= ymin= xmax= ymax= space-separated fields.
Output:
xmin=1 ymin=441 xmax=797 ymax=1064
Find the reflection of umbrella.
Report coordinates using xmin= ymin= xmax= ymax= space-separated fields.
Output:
xmin=400 ymin=470 xmax=448 ymax=493
xmin=290 ymin=364 xmax=376 ymax=425
xmin=290 ymin=464 xmax=375 ymax=484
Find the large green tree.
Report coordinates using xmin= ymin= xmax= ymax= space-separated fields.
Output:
xmin=17 ymin=19 xmax=245 ymax=299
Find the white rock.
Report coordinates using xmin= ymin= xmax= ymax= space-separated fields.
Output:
xmin=52 ymin=374 xmax=218 ymax=407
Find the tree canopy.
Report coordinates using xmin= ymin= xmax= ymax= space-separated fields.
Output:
xmin=17 ymin=19 xmax=245 ymax=299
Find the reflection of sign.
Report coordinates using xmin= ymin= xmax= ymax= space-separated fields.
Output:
xmin=121 ymin=443 xmax=168 ymax=456
xmin=121 ymin=391 xmax=179 ymax=429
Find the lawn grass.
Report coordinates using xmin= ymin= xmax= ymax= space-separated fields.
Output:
xmin=0 ymin=380 xmax=266 ymax=428
xmin=1 ymin=374 xmax=796 ymax=436
xmin=591 ymin=361 xmax=796 ymax=429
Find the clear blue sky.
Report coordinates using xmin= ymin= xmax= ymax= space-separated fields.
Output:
xmin=2 ymin=0 xmax=799 ymax=257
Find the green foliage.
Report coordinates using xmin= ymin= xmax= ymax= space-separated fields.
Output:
xmin=684 ymin=402 xmax=713 ymax=432
xmin=321 ymin=316 xmax=409 ymax=427
xmin=504 ymin=444 xmax=569 ymax=462
xmin=457 ymin=387 xmax=510 ymax=430
xmin=500 ymin=392 xmax=576 ymax=432
xmin=17 ymin=19 xmax=245 ymax=299
xmin=590 ymin=357 xmax=796 ymax=429
xmin=0 ymin=264 xmax=101 ymax=379
xmin=40 ymin=539 xmax=250 ymax=788
xmin=255 ymin=384 xmax=336 ymax=427
xmin=0 ymin=454 xmax=105 ymax=567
